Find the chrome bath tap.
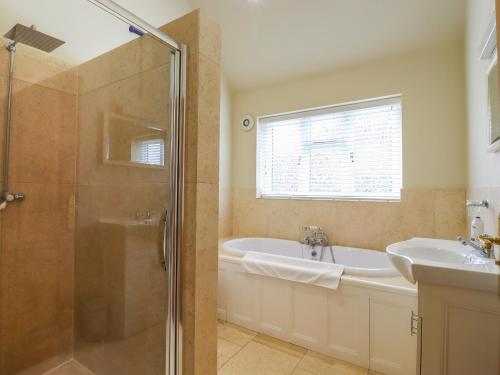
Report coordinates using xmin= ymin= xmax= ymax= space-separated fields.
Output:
xmin=302 ymin=226 xmax=336 ymax=263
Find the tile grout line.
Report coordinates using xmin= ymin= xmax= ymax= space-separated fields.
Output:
xmin=287 ymin=349 xmax=307 ymax=375
xmin=218 ymin=323 xmax=375 ymax=375
xmin=42 ymin=359 xmax=74 ymax=375
xmin=217 ymin=328 xmax=257 ymax=371
xmin=218 ymin=338 xmax=250 ymax=371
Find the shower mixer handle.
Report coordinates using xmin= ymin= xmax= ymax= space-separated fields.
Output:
xmin=2 ymin=191 xmax=24 ymax=203
xmin=11 ymin=192 xmax=24 ymax=201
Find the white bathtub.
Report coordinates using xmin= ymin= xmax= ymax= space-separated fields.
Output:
xmin=218 ymin=237 xmax=417 ymax=375
xmin=223 ymin=237 xmax=399 ymax=277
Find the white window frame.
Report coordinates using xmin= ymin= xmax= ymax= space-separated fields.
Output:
xmin=256 ymin=95 xmax=403 ymax=201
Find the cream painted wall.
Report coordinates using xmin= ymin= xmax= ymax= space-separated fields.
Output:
xmin=219 ymin=76 xmax=233 ymax=236
xmin=465 ymin=0 xmax=500 ymax=236
xmin=231 ymin=44 xmax=467 ymax=190
xmin=466 ymin=0 xmax=499 ymax=187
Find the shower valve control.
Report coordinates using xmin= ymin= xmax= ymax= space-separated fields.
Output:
xmin=3 ymin=191 xmax=24 ymax=202
xmin=9 ymin=192 xmax=24 ymax=202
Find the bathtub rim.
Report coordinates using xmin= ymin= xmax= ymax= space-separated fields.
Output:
xmin=219 ymin=252 xmax=417 ymax=297
xmin=222 ymin=236 xmax=401 ymax=278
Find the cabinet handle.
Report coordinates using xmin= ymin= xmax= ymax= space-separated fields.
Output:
xmin=411 ymin=311 xmax=421 ymax=336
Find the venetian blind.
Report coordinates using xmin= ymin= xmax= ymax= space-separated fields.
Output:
xmin=257 ymin=96 xmax=402 ymax=200
xmin=138 ymin=138 xmax=165 ymax=166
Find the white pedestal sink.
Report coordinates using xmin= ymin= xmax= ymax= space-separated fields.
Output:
xmin=386 ymin=238 xmax=499 ymax=293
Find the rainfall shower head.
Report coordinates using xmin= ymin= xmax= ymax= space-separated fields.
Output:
xmin=4 ymin=24 xmax=65 ymax=52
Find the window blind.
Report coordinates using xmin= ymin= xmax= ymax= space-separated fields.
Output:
xmin=134 ymin=138 xmax=165 ymax=166
xmin=257 ymin=96 xmax=402 ymax=200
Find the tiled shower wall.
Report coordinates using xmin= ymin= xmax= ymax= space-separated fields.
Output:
xmin=0 ymin=43 xmax=78 ymax=374
xmin=232 ymin=188 xmax=467 ymax=250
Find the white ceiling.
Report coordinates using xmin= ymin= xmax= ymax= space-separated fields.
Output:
xmin=0 ymin=0 xmax=466 ymax=91
xmin=189 ymin=0 xmax=467 ymax=91
xmin=0 ymin=0 xmax=191 ymax=64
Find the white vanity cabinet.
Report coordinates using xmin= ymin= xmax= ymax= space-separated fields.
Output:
xmin=418 ymin=283 xmax=500 ymax=375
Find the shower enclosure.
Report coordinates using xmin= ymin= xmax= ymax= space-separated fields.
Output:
xmin=0 ymin=1 xmax=185 ymax=374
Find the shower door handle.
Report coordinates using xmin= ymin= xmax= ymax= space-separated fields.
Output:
xmin=159 ymin=210 xmax=167 ymax=270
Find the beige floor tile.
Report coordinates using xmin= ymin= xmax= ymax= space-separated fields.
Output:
xmin=218 ymin=337 xmax=242 ymax=369
xmin=218 ymin=341 xmax=301 ymax=375
xmin=292 ymin=369 xmax=315 ymax=375
xmin=298 ymin=351 xmax=368 ymax=375
xmin=253 ymin=333 xmax=307 ymax=358
xmin=44 ymin=360 xmax=95 ymax=375
xmin=218 ymin=321 xmax=257 ymax=346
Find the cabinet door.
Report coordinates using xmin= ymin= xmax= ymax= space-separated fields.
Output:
xmin=291 ymin=283 xmax=328 ymax=348
xmin=326 ymin=286 xmax=369 ymax=368
xmin=217 ymin=262 xmax=228 ymax=320
xmin=259 ymin=276 xmax=293 ymax=338
xmin=370 ymin=292 xmax=417 ymax=375
xmin=419 ymin=283 xmax=500 ymax=375
xmin=227 ymin=271 xmax=260 ymax=329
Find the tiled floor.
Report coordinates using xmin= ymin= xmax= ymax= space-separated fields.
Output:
xmin=218 ymin=321 xmax=383 ymax=375
xmin=43 ymin=361 xmax=95 ymax=375
xmin=40 ymin=322 xmax=381 ymax=375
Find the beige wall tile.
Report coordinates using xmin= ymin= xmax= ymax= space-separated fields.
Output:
xmin=0 ymin=48 xmax=78 ymax=373
xmin=266 ymin=198 xmax=304 ymax=241
xmin=299 ymin=200 xmax=337 ymax=242
xmin=79 ymin=35 xmax=170 ymax=95
xmin=197 ymin=54 xmax=221 ymax=184
xmin=232 ymin=188 xmax=269 ymax=237
xmin=196 ymin=183 xmax=220 ymax=250
xmin=334 ymin=201 xmax=385 ymax=250
xmin=198 ymin=13 xmax=222 ymax=65
xmin=0 ymin=41 xmax=78 ymax=94
xmin=434 ymin=189 xmax=466 ymax=239
xmin=9 ymin=80 xmax=77 ymax=184
xmin=232 ymin=188 xmax=467 ymax=251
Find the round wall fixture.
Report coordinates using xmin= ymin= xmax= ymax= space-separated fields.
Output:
xmin=240 ymin=114 xmax=255 ymax=131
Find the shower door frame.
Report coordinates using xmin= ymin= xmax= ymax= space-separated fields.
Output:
xmin=85 ymin=1 xmax=186 ymax=374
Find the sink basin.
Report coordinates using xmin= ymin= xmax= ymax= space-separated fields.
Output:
xmin=387 ymin=238 xmax=499 ymax=292
xmin=393 ymin=246 xmax=465 ymax=264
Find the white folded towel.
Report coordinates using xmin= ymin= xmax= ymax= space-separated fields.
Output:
xmin=242 ymin=251 xmax=344 ymax=290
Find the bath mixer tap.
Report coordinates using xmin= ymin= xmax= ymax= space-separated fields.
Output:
xmin=302 ymin=226 xmax=336 ymax=263
xmin=302 ymin=226 xmax=328 ymax=246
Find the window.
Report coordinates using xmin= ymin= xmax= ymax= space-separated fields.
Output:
xmin=131 ymin=137 xmax=165 ymax=166
xmin=257 ymin=96 xmax=402 ymax=200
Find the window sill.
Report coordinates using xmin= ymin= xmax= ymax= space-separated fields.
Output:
xmin=257 ymin=194 xmax=401 ymax=203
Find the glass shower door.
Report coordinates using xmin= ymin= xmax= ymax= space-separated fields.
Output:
xmin=75 ymin=29 xmax=181 ymax=375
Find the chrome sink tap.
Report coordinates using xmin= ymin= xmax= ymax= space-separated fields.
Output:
xmin=457 ymin=236 xmax=497 ymax=258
